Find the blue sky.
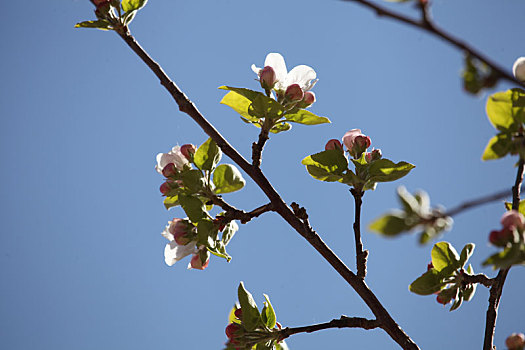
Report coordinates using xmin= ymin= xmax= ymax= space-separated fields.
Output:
xmin=1 ymin=0 xmax=524 ymax=349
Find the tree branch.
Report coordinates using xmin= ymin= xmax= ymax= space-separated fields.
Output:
xmin=116 ymin=28 xmax=419 ymax=350
xmin=211 ymin=197 xmax=274 ymax=224
xmin=351 ymin=188 xmax=368 ymax=279
xmin=483 ymin=159 xmax=524 ymax=350
xmin=462 ymin=273 xmax=494 ymax=289
xmin=279 ymin=316 xmax=380 ymax=340
xmin=341 ymin=0 xmax=525 ymax=89
xmin=444 ymin=187 xmax=520 ymax=218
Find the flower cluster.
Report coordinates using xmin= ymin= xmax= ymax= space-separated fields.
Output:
xmin=252 ymin=52 xmax=318 ymax=107
xmin=161 ymin=218 xmax=210 ymax=270
xmin=156 ymin=144 xmax=196 ymax=195
xmin=325 ymin=129 xmax=380 ymax=161
xmin=489 ymin=210 xmax=525 ymax=247
xmin=506 ymin=333 xmax=525 ymax=350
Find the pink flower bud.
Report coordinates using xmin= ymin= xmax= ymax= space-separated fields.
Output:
xmin=506 ymin=333 xmax=525 ymax=349
xmin=162 ymin=163 xmax=177 ymax=177
xmin=159 ymin=182 xmax=171 ymax=195
xmin=225 ymin=323 xmax=241 ymax=339
xmin=259 ymin=66 xmax=277 ymax=90
xmin=513 ymin=57 xmax=525 ymax=82
xmin=180 ymin=144 xmax=196 ymax=160
xmin=342 ymin=129 xmax=371 ymax=158
xmin=436 ymin=294 xmax=449 ymax=305
xmin=302 ymin=91 xmax=316 ymax=106
xmin=168 ymin=219 xmax=194 ymax=245
xmin=234 ymin=308 xmax=242 ymax=319
xmin=489 ymin=228 xmax=513 ymax=247
xmin=190 ymin=250 xmax=210 ymax=270
xmin=285 ymin=84 xmax=304 ymax=102
xmin=501 ymin=210 xmax=525 ymax=230
xmin=325 ymin=139 xmax=343 ymax=152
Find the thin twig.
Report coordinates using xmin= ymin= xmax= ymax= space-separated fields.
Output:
xmin=341 ymin=0 xmax=525 ymax=89
xmin=351 ymin=189 xmax=368 ymax=279
xmin=279 ymin=316 xmax=380 ymax=340
xmin=462 ymin=273 xmax=494 ymax=289
xmin=211 ymin=197 xmax=274 ymax=224
xmin=115 ymin=28 xmax=419 ymax=350
xmin=444 ymin=187 xmax=519 ymax=217
xmin=483 ymin=159 xmax=524 ymax=350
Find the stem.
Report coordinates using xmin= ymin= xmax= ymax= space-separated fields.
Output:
xmin=444 ymin=187 xmax=519 ymax=217
xmin=462 ymin=273 xmax=494 ymax=289
xmin=482 ymin=159 xmax=524 ymax=350
xmin=252 ymin=117 xmax=271 ymax=167
xmin=351 ymin=188 xmax=368 ymax=279
xmin=280 ymin=316 xmax=380 ymax=340
xmin=341 ymin=0 xmax=525 ymax=89
xmin=116 ymin=29 xmax=419 ymax=350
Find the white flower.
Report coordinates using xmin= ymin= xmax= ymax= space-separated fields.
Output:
xmin=251 ymin=53 xmax=318 ymax=93
xmin=162 ymin=223 xmax=197 ymax=266
xmin=513 ymin=57 xmax=525 ymax=82
xmin=155 ymin=146 xmax=189 ymax=174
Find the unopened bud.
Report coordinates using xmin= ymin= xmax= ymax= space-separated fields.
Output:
xmin=513 ymin=57 xmax=525 ymax=82
xmin=506 ymin=333 xmax=525 ymax=349
xmin=225 ymin=323 xmax=241 ymax=339
xmin=234 ymin=308 xmax=243 ymax=319
xmin=342 ymin=129 xmax=372 ymax=158
xmin=160 ymin=181 xmax=171 ymax=195
xmin=162 ymin=163 xmax=177 ymax=177
xmin=501 ymin=210 xmax=525 ymax=230
xmin=489 ymin=228 xmax=513 ymax=247
xmin=189 ymin=249 xmax=210 ymax=270
xmin=169 ymin=218 xmax=194 ymax=245
xmin=92 ymin=0 xmax=110 ymax=5
xmin=180 ymin=144 xmax=196 ymax=160
xmin=285 ymin=84 xmax=304 ymax=102
xmin=436 ymin=294 xmax=449 ymax=305
xmin=325 ymin=139 xmax=343 ymax=152
xmin=303 ymin=91 xmax=316 ymax=106
xmin=259 ymin=66 xmax=277 ymax=90
xmin=365 ymin=148 xmax=382 ymax=163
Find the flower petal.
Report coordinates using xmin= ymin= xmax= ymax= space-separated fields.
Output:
xmin=265 ymin=53 xmax=287 ymax=87
xmin=164 ymin=241 xmax=197 ymax=266
xmin=251 ymin=64 xmax=262 ymax=76
xmin=284 ymin=65 xmax=317 ymax=91
xmin=161 ymin=224 xmax=174 ymax=241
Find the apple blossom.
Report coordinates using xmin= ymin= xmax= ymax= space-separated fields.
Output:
xmin=161 ymin=163 xmax=177 ymax=178
xmin=284 ymin=84 xmax=304 ymax=102
xmin=162 ymin=222 xmax=197 ymax=266
xmin=168 ymin=218 xmax=195 ymax=245
xmin=189 ymin=248 xmax=210 ymax=270
xmin=513 ymin=57 xmax=525 ymax=82
xmin=342 ymin=129 xmax=371 ymax=158
xmin=251 ymin=53 xmax=318 ymax=94
xmin=506 ymin=333 xmax=525 ymax=350
xmin=180 ymin=144 xmax=196 ymax=160
xmin=156 ymin=146 xmax=189 ymax=174
xmin=259 ymin=66 xmax=277 ymax=90
xmin=500 ymin=210 xmax=525 ymax=230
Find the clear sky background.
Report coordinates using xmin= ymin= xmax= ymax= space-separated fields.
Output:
xmin=1 ymin=1 xmax=524 ymax=349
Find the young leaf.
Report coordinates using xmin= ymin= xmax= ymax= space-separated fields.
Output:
xmin=213 ymin=164 xmax=246 ymax=194
xmin=301 ymin=150 xmax=348 ymax=182
xmin=459 ymin=243 xmax=475 ymax=268
xmin=220 ymin=91 xmax=260 ymax=122
xmin=284 ymin=109 xmax=331 ymax=125
xmin=164 ymin=195 xmax=179 ymax=210
xmin=367 ymin=159 xmax=415 ymax=183
xmin=409 ymin=269 xmax=445 ymax=295
xmin=269 ymin=122 xmax=292 ymax=133
xmin=222 ymin=220 xmax=239 ymax=245
xmin=196 ymin=219 xmax=217 ymax=248
xmin=75 ymin=20 xmax=113 ymax=30
xmin=504 ymin=199 xmax=525 ymax=216
xmin=248 ymin=95 xmax=284 ymax=120
xmin=368 ymin=212 xmax=410 ymax=236
xmin=179 ymin=195 xmax=207 ymax=223
xmin=237 ymin=282 xmax=261 ymax=331
xmin=449 ymin=294 xmax=463 ymax=311
xmin=481 ymin=133 xmax=512 ymax=160
xmin=194 ymin=138 xmax=222 ymax=171
xmin=207 ymin=242 xmax=231 ymax=262
xmin=121 ymin=0 xmax=148 ymax=12
xmin=431 ymin=242 xmax=460 ymax=272
xmin=181 ymin=169 xmax=206 ymax=193
xmin=486 ymin=89 xmax=525 ymax=131
xmin=482 ymin=244 xmax=525 ymax=269
xmin=261 ymin=294 xmax=276 ymax=329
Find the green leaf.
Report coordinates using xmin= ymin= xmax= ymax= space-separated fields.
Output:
xmin=237 ymin=282 xmax=261 ymax=331
xmin=220 ymin=91 xmax=260 ymax=122
xmin=269 ymin=122 xmax=292 ymax=133
xmin=261 ymin=294 xmax=276 ymax=329
xmin=163 ymin=195 xmax=179 ymax=210
xmin=213 ymin=164 xmax=246 ymax=194
xmin=459 ymin=243 xmax=475 ymax=268
xmin=74 ymin=20 xmax=112 ymax=30
xmin=481 ymin=133 xmax=512 ymax=160
xmin=196 ymin=219 xmax=216 ymax=248
xmin=122 ymin=10 xmax=137 ymax=25
xmin=505 ymin=199 xmax=525 ymax=216
xmin=368 ymin=212 xmax=410 ymax=236
xmin=367 ymin=159 xmax=415 ymax=183
xmin=482 ymin=244 xmax=525 ymax=269
xmin=179 ymin=195 xmax=207 ymax=223
xmin=486 ymin=89 xmax=525 ymax=131
xmin=301 ymin=150 xmax=348 ymax=182
xmin=248 ymin=95 xmax=284 ymax=120
xmin=208 ymin=242 xmax=231 ymax=262
xmin=409 ymin=269 xmax=445 ymax=295
xmin=222 ymin=220 xmax=239 ymax=246
xmin=284 ymin=109 xmax=331 ymax=125
xmin=431 ymin=242 xmax=460 ymax=272
xmin=181 ymin=169 xmax=206 ymax=193
xmin=122 ymin=0 xmax=148 ymax=12
xmin=194 ymin=138 xmax=222 ymax=171
xmin=437 ymin=287 xmax=459 ymax=305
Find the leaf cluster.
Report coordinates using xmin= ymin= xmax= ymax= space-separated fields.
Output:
xmin=75 ymin=0 xmax=148 ymax=31
xmin=369 ymin=187 xmax=453 ymax=243
xmin=409 ymin=242 xmax=477 ymax=311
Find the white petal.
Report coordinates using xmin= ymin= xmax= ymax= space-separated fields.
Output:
xmin=265 ymin=53 xmax=288 ymax=84
xmin=161 ymin=224 xmax=174 ymax=241
xmin=284 ymin=65 xmax=317 ymax=91
xmin=164 ymin=241 xmax=197 ymax=266
xmin=251 ymin=64 xmax=262 ymax=76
